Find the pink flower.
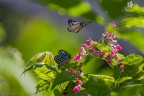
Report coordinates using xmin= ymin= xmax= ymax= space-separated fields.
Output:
xmin=74 ymin=53 xmax=82 ymax=62
xmin=73 ymin=86 xmax=80 ymax=93
xmin=118 ymin=59 xmax=122 ymax=62
xmin=120 ymin=64 xmax=124 ymax=70
xmin=111 ymin=40 xmax=117 ymax=45
xmin=73 ymin=80 xmax=83 ymax=93
xmin=76 ymin=80 xmax=82 ymax=85
xmin=68 ymin=68 xmax=75 ymax=73
xmin=86 ymin=38 xmax=93 ymax=46
xmin=105 ymin=54 xmax=112 ymax=60
xmin=115 ymin=44 xmax=122 ymax=51
xmin=88 ymin=48 xmax=95 ymax=53
xmin=76 ymin=70 xmax=82 ymax=78
xmin=80 ymin=47 xmax=86 ymax=56
xmin=105 ymin=32 xmax=111 ymax=37
xmin=98 ymin=51 xmax=105 ymax=57
xmin=111 ymin=49 xmax=117 ymax=55
xmin=77 ymin=84 xmax=81 ymax=89
xmin=113 ymin=55 xmax=118 ymax=60
xmin=93 ymin=50 xmax=99 ymax=54
xmin=82 ymin=44 xmax=87 ymax=48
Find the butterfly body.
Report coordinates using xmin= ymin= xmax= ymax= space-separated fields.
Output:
xmin=67 ymin=19 xmax=91 ymax=33
xmin=54 ymin=50 xmax=71 ymax=67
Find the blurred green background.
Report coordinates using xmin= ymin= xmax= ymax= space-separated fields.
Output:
xmin=0 ymin=0 xmax=144 ymax=95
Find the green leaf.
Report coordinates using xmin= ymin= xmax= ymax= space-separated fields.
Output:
xmin=27 ymin=51 xmax=55 ymax=66
xmin=36 ymin=0 xmax=81 ymax=8
xmin=113 ymin=66 xmax=121 ymax=80
xmin=112 ymin=83 xmax=144 ymax=96
xmin=113 ymin=65 xmax=139 ymax=80
xmin=126 ymin=4 xmax=144 ymax=15
xmin=121 ymin=17 xmax=144 ymax=28
xmin=81 ymin=12 xmax=105 ymax=24
xmin=34 ymin=65 xmax=55 ymax=80
xmin=45 ymin=64 xmax=58 ymax=72
xmin=122 ymin=54 xmax=144 ymax=65
xmin=118 ymin=28 xmax=144 ymax=51
xmin=121 ymin=65 xmax=139 ymax=77
xmin=99 ymin=0 xmax=128 ymax=19
xmin=84 ymin=55 xmax=93 ymax=66
xmin=21 ymin=63 xmax=44 ymax=75
xmin=64 ymin=81 xmax=76 ymax=95
xmin=54 ymin=89 xmax=62 ymax=96
xmin=84 ymin=76 xmax=110 ymax=96
xmin=36 ymin=79 xmax=50 ymax=94
xmin=51 ymin=71 xmax=75 ymax=89
xmin=74 ymin=90 xmax=90 ymax=96
xmin=97 ymin=43 xmax=111 ymax=55
xmin=60 ymin=63 xmax=76 ymax=71
xmin=133 ymin=72 xmax=144 ymax=80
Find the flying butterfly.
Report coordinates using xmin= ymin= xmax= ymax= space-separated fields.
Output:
xmin=67 ymin=19 xmax=91 ymax=33
xmin=54 ymin=50 xmax=71 ymax=67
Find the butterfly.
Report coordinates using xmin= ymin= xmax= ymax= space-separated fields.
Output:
xmin=54 ymin=50 xmax=71 ymax=67
xmin=67 ymin=19 xmax=91 ymax=33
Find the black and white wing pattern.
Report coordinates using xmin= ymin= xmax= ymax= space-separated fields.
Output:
xmin=67 ymin=19 xmax=91 ymax=33
xmin=54 ymin=50 xmax=71 ymax=67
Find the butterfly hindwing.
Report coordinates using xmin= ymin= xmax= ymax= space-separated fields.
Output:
xmin=54 ymin=50 xmax=71 ymax=67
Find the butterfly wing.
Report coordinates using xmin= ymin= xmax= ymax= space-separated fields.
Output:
xmin=54 ymin=55 xmax=62 ymax=65
xmin=80 ymin=21 xmax=91 ymax=28
xmin=67 ymin=19 xmax=91 ymax=33
xmin=67 ymin=19 xmax=82 ymax=33
xmin=54 ymin=50 xmax=71 ymax=67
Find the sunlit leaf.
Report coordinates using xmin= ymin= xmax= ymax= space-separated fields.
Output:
xmin=122 ymin=54 xmax=144 ymax=65
xmin=121 ymin=17 xmax=144 ymax=28
xmin=126 ymin=4 xmax=144 ymax=15
xmin=36 ymin=79 xmax=51 ymax=94
xmin=27 ymin=51 xmax=55 ymax=66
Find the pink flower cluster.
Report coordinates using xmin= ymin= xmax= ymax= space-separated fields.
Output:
xmin=120 ymin=64 xmax=124 ymax=70
xmin=103 ymin=32 xmax=123 ymax=64
xmin=74 ymin=38 xmax=94 ymax=63
xmin=73 ymin=80 xmax=83 ymax=93
xmin=68 ymin=69 xmax=83 ymax=93
xmin=74 ymin=47 xmax=86 ymax=62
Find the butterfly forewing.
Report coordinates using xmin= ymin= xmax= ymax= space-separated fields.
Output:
xmin=54 ymin=50 xmax=71 ymax=67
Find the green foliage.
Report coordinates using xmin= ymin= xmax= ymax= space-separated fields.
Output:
xmin=35 ymin=0 xmax=105 ymax=24
xmin=121 ymin=17 xmax=144 ymax=28
xmin=51 ymin=71 xmax=75 ymax=89
xmin=1 ymin=0 xmax=144 ymax=95
xmin=126 ymin=4 xmax=144 ymax=16
xmin=118 ymin=29 xmax=144 ymax=51
xmin=84 ymin=76 xmax=110 ymax=96
xmin=22 ymin=29 xmax=144 ymax=95
xmin=113 ymin=54 xmax=144 ymax=86
xmin=19 ymin=1 xmax=144 ymax=96
xmin=99 ymin=0 xmax=129 ymax=19
xmin=122 ymin=54 xmax=144 ymax=65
